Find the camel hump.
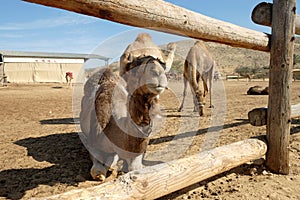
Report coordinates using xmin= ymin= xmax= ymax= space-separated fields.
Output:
xmin=95 ymin=68 xmax=119 ymax=129
xmin=135 ymin=33 xmax=152 ymax=43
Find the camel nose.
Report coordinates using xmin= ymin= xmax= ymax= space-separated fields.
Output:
xmin=159 ymin=74 xmax=167 ymax=87
xmin=155 ymin=86 xmax=165 ymax=93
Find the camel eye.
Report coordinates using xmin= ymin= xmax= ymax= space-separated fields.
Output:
xmin=152 ymin=69 xmax=160 ymax=76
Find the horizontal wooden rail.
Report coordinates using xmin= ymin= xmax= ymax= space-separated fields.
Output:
xmin=23 ymin=0 xmax=270 ymax=51
xmin=252 ymin=2 xmax=300 ymax=35
xmin=40 ymin=139 xmax=267 ymax=199
xmin=248 ymin=103 xmax=300 ymax=126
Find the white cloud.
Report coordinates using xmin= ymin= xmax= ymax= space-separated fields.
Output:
xmin=0 ymin=34 xmax=101 ymax=54
xmin=0 ymin=33 xmax=24 ymax=38
xmin=0 ymin=15 xmax=96 ymax=31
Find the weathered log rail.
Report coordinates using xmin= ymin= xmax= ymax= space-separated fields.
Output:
xmin=23 ymin=0 xmax=270 ymax=52
xmin=36 ymin=139 xmax=267 ymax=200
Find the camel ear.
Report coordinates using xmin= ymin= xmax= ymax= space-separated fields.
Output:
xmin=120 ymin=52 xmax=134 ymax=76
xmin=164 ymin=42 xmax=176 ymax=73
xmin=167 ymin=42 xmax=176 ymax=51
xmin=127 ymin=53 xmax=134 ymax=63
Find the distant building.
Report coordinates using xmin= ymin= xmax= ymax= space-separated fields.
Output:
xmin=0 ymin=50 xmax=109 ymax=83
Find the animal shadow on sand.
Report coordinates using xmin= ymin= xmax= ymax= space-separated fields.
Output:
xmin=39 ymin=117 xmax=79 ymax=125
xmin=0 ymin=132 xmax=92 ymax=200
xmin=150 ymin=117 xmax=300 ymax=146
xmin=291 ymin=118 xmax=300 ymax=135
xmin=51 ymin=86 xmax=63 ymax=89
xmin=149 ymin=119 xmax=249 ymax=145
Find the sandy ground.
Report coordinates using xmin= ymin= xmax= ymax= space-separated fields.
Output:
xmin=0 ymin=80 xmax=299 ymax=200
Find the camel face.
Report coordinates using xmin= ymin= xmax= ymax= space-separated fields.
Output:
xmin=141 ymin=59 xmax=167 ymax=95
xmin=119 ymin=32 xmax=176 ymax=97
xmin=120 ymin=33 xmax=176 ymax=77
xmin=124 ymin=56 xmax=168 ymax=96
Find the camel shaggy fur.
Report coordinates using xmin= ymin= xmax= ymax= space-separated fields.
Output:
xmin=120 ymin=33 xmax=176 ymax=76
xmin=120 ymin=32 xmax=176 ymax=116
xmin=80 ymin=34 xmax=171 ymax=181
xmin=178 ymin=41 xmax=215 ymax=116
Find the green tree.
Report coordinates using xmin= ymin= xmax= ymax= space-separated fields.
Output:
xmin=170 ymin=59 xmax=184 ymax=74
xmin=235 ymin=66 xmax=261 ymax=77
xmin=293 ymin=54 xmax=300 ymax=67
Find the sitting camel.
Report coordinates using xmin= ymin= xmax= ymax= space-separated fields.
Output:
xmin=247 ymin=86 xmax=269 ymax=95
xmin=178 ymin=41 xmax=215 ymax=116
xmin=80 ymin=34 xmax=172 ymax=181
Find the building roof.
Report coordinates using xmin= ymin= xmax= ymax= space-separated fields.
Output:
xmin=0 ymin=50 xmax=110 ymax=61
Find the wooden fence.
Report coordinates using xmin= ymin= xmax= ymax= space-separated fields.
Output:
xmin=23 ymin=0 xmax=296 ymax=198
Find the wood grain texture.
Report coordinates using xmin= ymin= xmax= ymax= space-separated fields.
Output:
xmin=266 ymin=0 xmax=296 ymax=175
xmin=23 ymin=0 xmax=270 ymax=51
xmin=252 ymin=2 xmax=300 ymax=35
xmin=40 ymin=139 xmax=267 ymax=199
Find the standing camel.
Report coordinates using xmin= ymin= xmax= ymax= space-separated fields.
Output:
xmin=178 ymin=41 xmax=215 ymax=116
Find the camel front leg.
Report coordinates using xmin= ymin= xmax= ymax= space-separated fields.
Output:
xmin=202 ymin=80 xmax=209 ymax=98
xmin=178 ymin=77 xmax=188 ymax=112
xmin=202 ymin=72 xmax=213 ymax=108
xmin=124 ymin=154 xmax=144 ymax=172
xmin=90 ymin=153 xmax=119 ymax=181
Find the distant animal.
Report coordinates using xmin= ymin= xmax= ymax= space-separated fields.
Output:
xmin=214 ymin=71 xmax=221 ymax=81
xmin=239 ymin=74 xmax=252 ymax=81
xmin=80 ymin=34 xmax=171 ymax=182
xmin=178 ymin=41 xmax=215 ymax=116
xmin=65 ymin=71 xmax=73 ymax=86
xmin=247 ymin=86 xmax=269 ymax=95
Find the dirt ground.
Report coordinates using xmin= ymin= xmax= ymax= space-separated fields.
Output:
xmin=0 ymin=79 xmax=299 ymax=200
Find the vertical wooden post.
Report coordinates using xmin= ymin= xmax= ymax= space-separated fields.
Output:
xmin=266 ymin=0 xmax=296 ymax=174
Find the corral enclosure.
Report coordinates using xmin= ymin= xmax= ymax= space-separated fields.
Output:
xmin=0 ymin=80 xmax=299 ymax=199
xmin=1 ymin=0 xmax=299 ymax=199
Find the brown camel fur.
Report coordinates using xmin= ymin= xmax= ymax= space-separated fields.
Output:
xmin=80 ymin=50 xmax=170 ymax=181
xmin=178 ymin=41 xmax=215 ymax=116
xmin=247 ymin=86 xmax=269 ymax=95
xmin=120 ymin=32 xmax=176 ymax=117
xmin=120 ymin=33 xmax=176 ymax=76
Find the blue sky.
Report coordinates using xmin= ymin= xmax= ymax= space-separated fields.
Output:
xmin=1 ymin=0 xmax=295 ymax=61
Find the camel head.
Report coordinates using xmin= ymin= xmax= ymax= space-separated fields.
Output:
xmin=120 ymin=33 xmax=177 ymax=76
xmin=124 ymin=56 xmax=168 ymax=97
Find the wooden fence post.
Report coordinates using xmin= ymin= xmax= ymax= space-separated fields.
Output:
xmin=252 ymin=2 xmax=300 ymax=35
xmin=266 ymin=0 xmax=296 ymax=174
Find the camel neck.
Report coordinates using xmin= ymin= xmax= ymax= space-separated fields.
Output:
xmin=128 ymin=93 xmax=153 ymax=127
